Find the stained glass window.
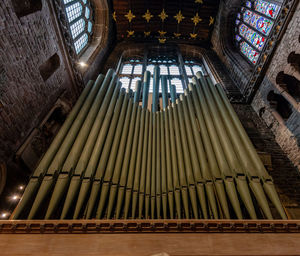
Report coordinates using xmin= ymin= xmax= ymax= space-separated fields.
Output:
xmin=234 ymin=0 xmax=281 ymax=64
xmin=62 ymin=0 xmax=94 ymax=55
xmin=254 ymin=0 xmax=281 ymax=19
xmin=240 ymin=41 xmax=260 ymax=64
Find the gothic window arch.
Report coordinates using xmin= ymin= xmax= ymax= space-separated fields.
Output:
xmin=63 ymin=0 xmax=94 ymax=55
xmin=234 ymin=0 xmax=281 ymax=65
xmin=118 ymin=55 xmax=204 ymax=95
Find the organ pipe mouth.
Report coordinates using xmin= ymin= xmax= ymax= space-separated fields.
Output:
xmin=11 ymin=69 xmax=287 ymax=220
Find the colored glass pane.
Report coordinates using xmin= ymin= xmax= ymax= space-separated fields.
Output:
xmin=85 ymin=7 xmax=90 ymax=19
xmin=242 ymin=9 xmax=273 ymax=35
xmin=70 ymin=18 xmax=85 ymax=39
xmin=240 ymin=41 xmax=260 ymax=64
xmin=237 ymin=13 xmax=241 ymax=19
xmin=236 ymin=19 xmax=240 ymax=25
xmin=254 ymin=0 xmax=280 ymax=19
xmin=88 ymin=21 xmax=93 ymax=33
xmin=236 ymin=35 xmax=242 ymax=41
xmin=246 ymin=1 xmax=252 ymax=8
xmin=239 ymin=24 xmax=266 ymax=50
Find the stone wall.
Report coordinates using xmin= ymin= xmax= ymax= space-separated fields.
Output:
xmin=251 ymin=1 xmax=300 ymax=171
xmin=0 ymin=0 xmax=76 ymax=164
xmin=234 ymin=103 xmax=300 ymax=218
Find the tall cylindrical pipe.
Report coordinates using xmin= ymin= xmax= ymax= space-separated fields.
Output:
xmin=138 ymin=110 xmax=150 ymax=218
xmin=131 ymin=108 xmax=146 ymax=218
xmin=170 ymin=104 xmax=190 ymax=218
xmin=197 ymin=74 xmax=256 ymax=219
xmin=107 ymin=101 xmax=137 ymax=219
xmin=121 ymin=106 xmax=142 ymax=219
xmin=11 ymin=77 xmax=95 ymax=219
xmin=170 ymin=84 xmax=177 ymax=103
xmin=166 ymin=107 xmax=181 ymax=218
xmin=145 ymin=113 xmax=153 ymax=219
xmin=161 ymin=76 xmax=168 ymax=109
xmin=60 ymin=73 xmax=119 ymax=219
xmin=28 ymin=74 xmax=105 ymax=219
xmin=152 ymin=66 xmax=160 ymax=112
xmin=114 ymin=104 xmax=140 ymax=219
xmin=142 ymin=71 xmax=151 ymax=108
xmin=155 ymin=112 xmax=162 ymax=218
xmin=95 ymin=94 xmax=131 ymax=219
xmin=215 ymin=83 xmax=287 ymax=219
xmin=159 ymin=111 xmax=168 ymax=219
xmin=85 ymin=89 xmax=126 ymax=219
xmin=72 ymin=82 xmax=121 ymax=219
xmin=134 ymin=80 xmax=142 ymax=103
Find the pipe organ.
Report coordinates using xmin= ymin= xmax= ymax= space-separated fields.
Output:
xmin=11 ymin=68 xmax=287 ymax=220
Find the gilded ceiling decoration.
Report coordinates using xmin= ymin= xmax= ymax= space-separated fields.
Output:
xmin=112 ymin=0 xmax=220 ymax=46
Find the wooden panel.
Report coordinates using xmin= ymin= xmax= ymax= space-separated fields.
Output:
xmin=112 ymin=0 xmax=220 ymax=45
xmin=1 ymin=233 xmax=300 ymax=255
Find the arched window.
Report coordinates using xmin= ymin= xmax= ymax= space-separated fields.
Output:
xmin=63 ymin=0 xmax=94 ymax=55
xmin=118 ymin=55 xmax=205 ymax=95
xmin=234 ymin=0 xmax=281 ymax=65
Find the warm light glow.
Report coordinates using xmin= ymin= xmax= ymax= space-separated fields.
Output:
xmin=1 ymin=213 xmax=7 ymax=218
xmin=79 ymin=62 xmax=87 ymax=67
xmin=19 ymin=185 xmax=24 ymax=190
xmin=12 ymin=195 xmax=19 ymax=201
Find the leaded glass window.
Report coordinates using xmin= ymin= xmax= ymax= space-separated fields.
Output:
xmin=118 ymin=56 xmax=206 ymax=96
xmin=235 ymin=0 xmax=281 ymax=64
xmin=62 ymin=0 xmax=94 ymax=55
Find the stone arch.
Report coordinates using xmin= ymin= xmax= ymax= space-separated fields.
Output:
xmin=287 ymin=52 xmax=300 ymax=73
xmin=267 ymin=90 xmax=293 ymax=121
xmin=11 ymin=0 xmax=42 ymax=18
xmin=276 ymin=71 xmax=300 ymax=102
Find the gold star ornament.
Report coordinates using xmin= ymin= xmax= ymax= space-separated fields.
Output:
xmin=125 ymin=10 xmax=136 ymax=23
xmin=159 ymin=38 xmax=166 ymax=44
xmin=209 ymin=16 xmax=215 ymax=26
xmin=158 ymin=30 xmax=167 ymax=36
xmin=191 ymin=13 xmax=202 ymax=26
xmin=190 ymin=33 xmax=197 ymax=39
xmin=127 ymin=30 xmax=135 ymax=37
xmin=158 ymin=9 xmax=168 ymax=22
xmin=173 ymin=32 xmax=181 ymax=38
xmin=112 ymin=11 xmax=117 ymax=22
xmin=174 ymin=10 xmax=185 ymax=24
xmin=195 ymin=0 xmax=203 ymax=4
xmin=143 ymin=9 xmax=153 ymax=23
xmin=144 ymin=31 xmax=151 ymax=37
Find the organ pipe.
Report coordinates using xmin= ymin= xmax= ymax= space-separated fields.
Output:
xmin=12 ymin=68 xmax=287 ymax=221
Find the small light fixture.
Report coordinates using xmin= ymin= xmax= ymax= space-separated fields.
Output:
xmin=1 ymin=213 xmax=7 ymax=218
xmin=19 ymin=185 xmax=24 ymax=190
xmin=79 ymin=62 xmax=87 ymax=67
xmin=12 ymin=195 xmax=19 ymax=201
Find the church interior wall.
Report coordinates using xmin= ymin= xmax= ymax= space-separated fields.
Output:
xmin=211 ymin=0 xmax=300 ymax=172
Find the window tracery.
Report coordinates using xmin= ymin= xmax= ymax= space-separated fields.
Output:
xmin=118 ymin=56 xmax=204 ymax=95
xmin=235 ymin=0 xmax=281 ymax=65
xmin=62 ymin=0 xmax=94 ymax=55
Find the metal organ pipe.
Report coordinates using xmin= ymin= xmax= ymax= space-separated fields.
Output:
xmin=11 ymin=68 xmax=287 ymax=221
